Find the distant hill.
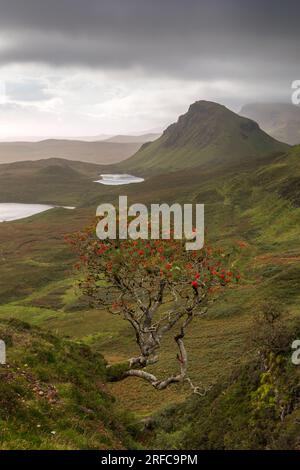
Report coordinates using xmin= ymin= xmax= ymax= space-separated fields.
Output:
xmin=0 ymin=139 xmax=141 ymax=165
xmin=0 ymin=134 xmax=112 ymax=142
xmin=120 ymin=101 xmax=289 ymax=173
xmin=240 ymin=103 xmax=300 ymax=145
xmin=0 ymin=158 xmax=103 ymax=206
xmin=104 ymin=133 xmax=161 ymax=144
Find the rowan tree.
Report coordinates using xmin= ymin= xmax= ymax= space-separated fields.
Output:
xmin=66 ymin=223 xmax=239 ymax=392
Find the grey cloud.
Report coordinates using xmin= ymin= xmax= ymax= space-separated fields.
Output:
xmin=0 ymin=0 xmax=299 ymax=107
xmin=5 ymin=79 xmax=50 ymax=101
xmin=0 ymin=0 xmax=299 ymax=38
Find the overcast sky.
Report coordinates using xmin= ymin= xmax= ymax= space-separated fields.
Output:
xmin=0 ymin=0 xmax=299 ymax=138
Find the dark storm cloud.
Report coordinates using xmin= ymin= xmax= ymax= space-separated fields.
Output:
xmin=0 ymin=0 xmax=299 ymax=83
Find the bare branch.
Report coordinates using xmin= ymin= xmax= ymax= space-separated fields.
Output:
xmin=68 ymin=226 xmax=238 ymax=391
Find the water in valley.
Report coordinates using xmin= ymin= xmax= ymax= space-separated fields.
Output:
xmin=94 ymin=174 xmax=144 ymax=185
xmin=0 ymin=203 xmax=75 ymax=222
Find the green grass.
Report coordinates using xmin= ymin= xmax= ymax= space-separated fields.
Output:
xmin=121 ymin=101 xmax=288 ymax=172
xmin=1 ymin=144 xmax=300 ymax=447
xmin=0 ymin=318 xmax=137 ymax=449
xmin=148 ymin=317 xmax=300 ymax=450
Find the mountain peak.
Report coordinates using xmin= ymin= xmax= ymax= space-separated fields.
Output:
xmin=161 ymin=100 xmax=259 ymax=150
xmin=188 ymin=99 xmax=226 ymax=112
xmin=173 ymin=100 xmax=229 ymax=127
xmin=185 ymin=100 xmax=238 ymax=119
xmin=121 ymin=100 xmax=289 ymax=172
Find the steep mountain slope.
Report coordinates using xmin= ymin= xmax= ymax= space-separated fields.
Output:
xmin=0 ymin=139 xmax=141 ymax=165
xmin=0 ymin=319 xmax=135 ymax=449
xmin=240 ymin=103 xmax=300 ymax=145
xmin=150 ymin=317 xmax=300 ymax=450
xmin=120 ymin=101 xmax=288 ymax=172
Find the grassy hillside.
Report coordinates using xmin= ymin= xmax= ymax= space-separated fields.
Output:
xmin=149 ymin=313 xmax=300 ymax=450
xmin=0 ymin=158 xmax=114 ymax=205
xmin=1 ymin=144 xmax=300 ymax=447
xmin=121 ymin=101 xmax=288 ymax=172
xmin=0 ymin=318 xmax=137 ymax=449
